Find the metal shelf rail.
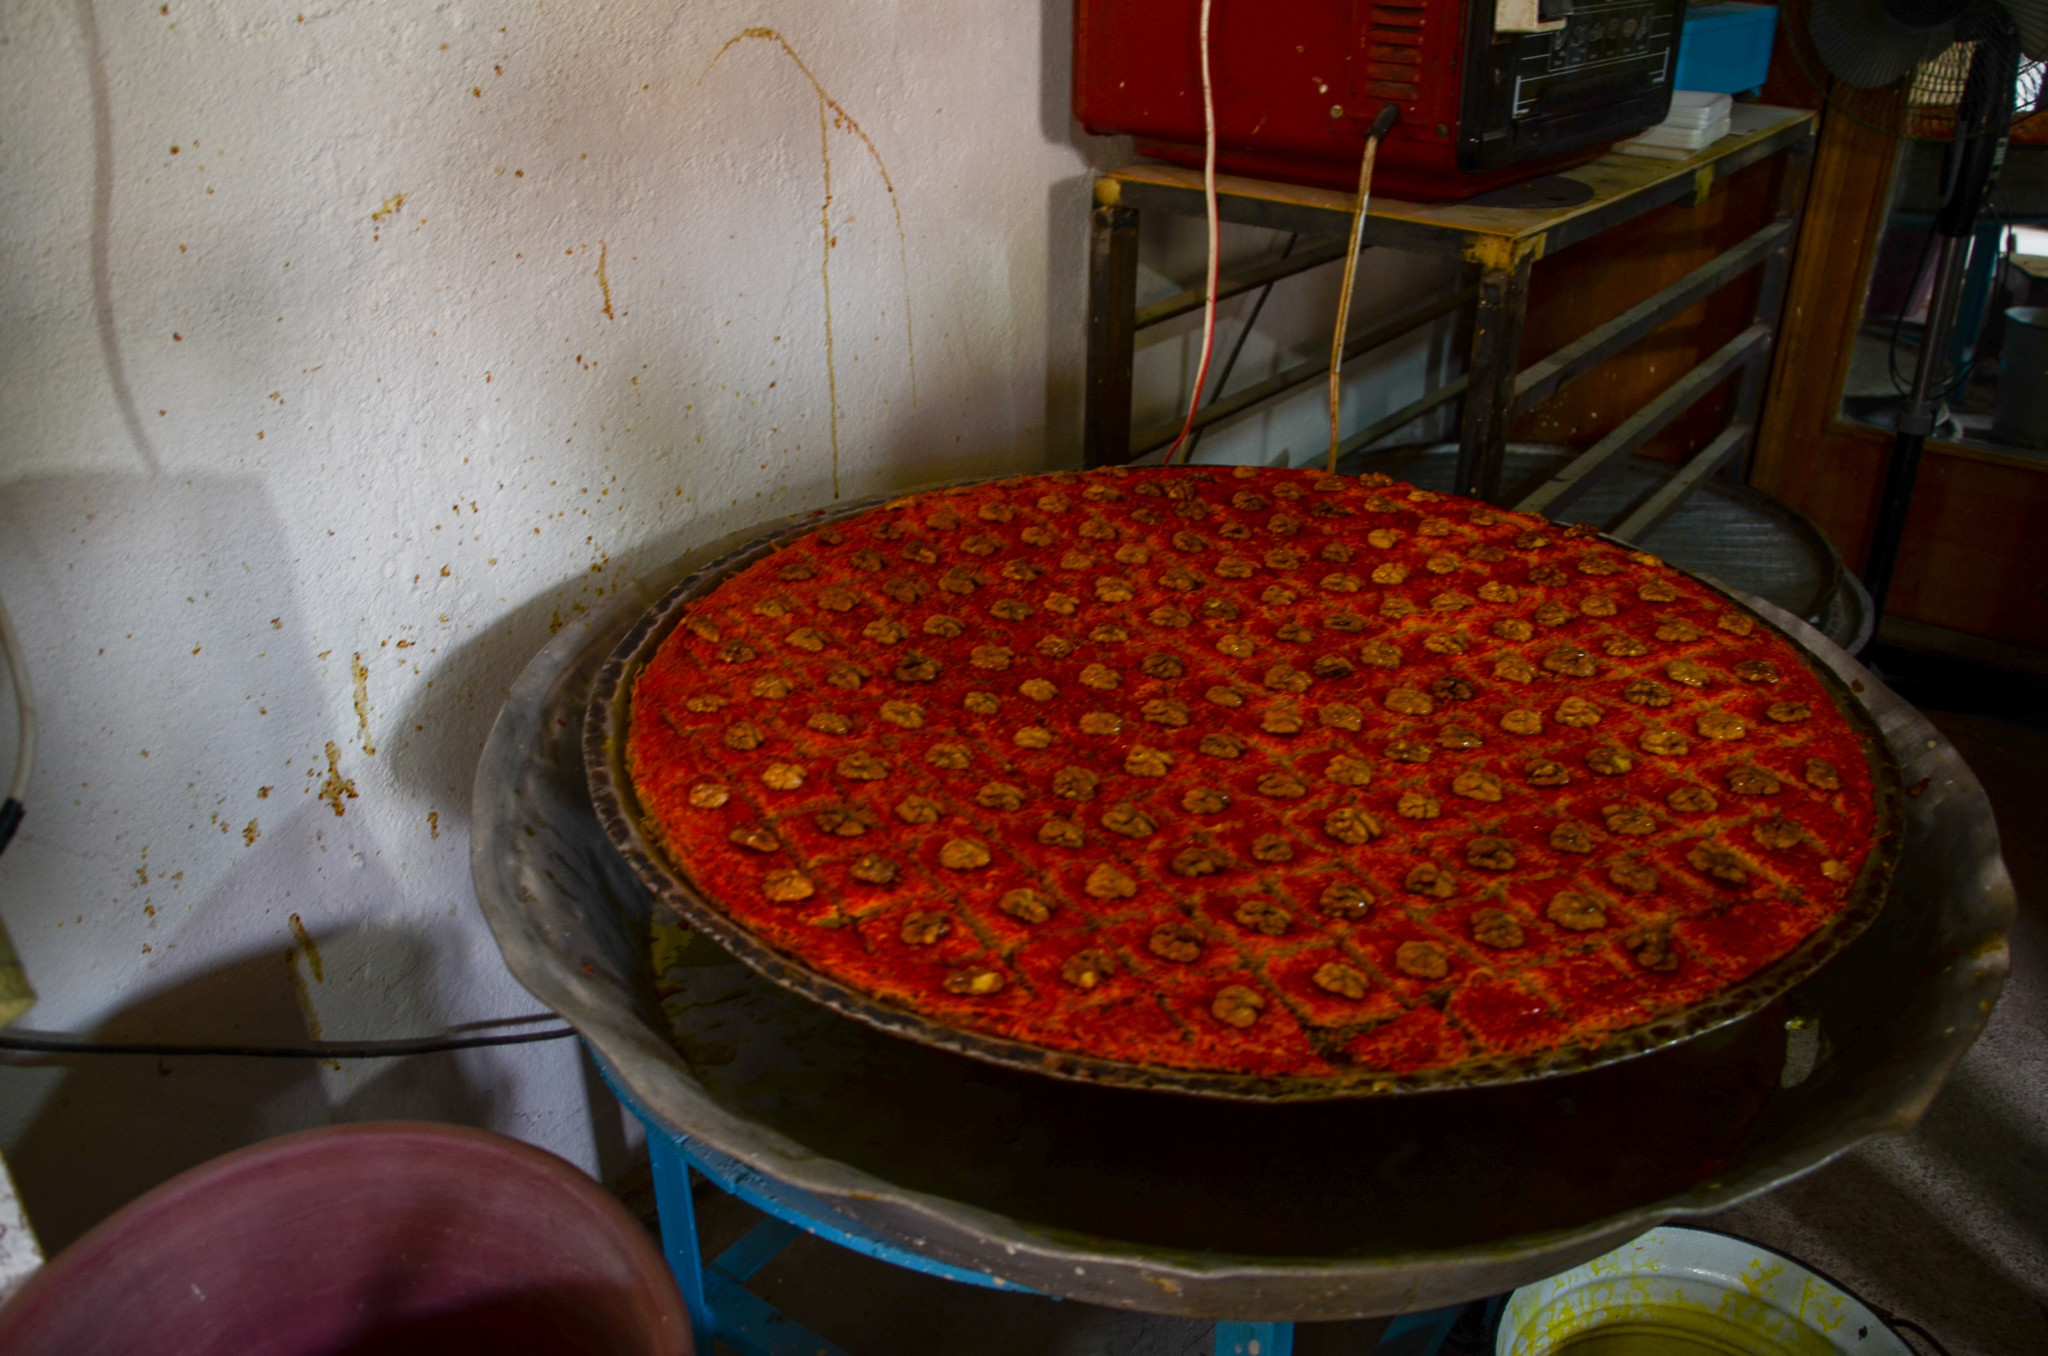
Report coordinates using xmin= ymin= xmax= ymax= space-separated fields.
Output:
xmin=1085 ymin=105 xmax=1816 ymax=534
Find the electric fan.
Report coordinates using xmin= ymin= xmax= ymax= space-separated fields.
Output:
xmin=1783 ymin=0 xmax=2048 ymax=612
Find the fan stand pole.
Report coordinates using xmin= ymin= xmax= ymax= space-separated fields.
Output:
xmin=1863 ymin=229 xmax=1974 ymax=614
xmin=1861 ymin=17 xmax=2019 ymax=617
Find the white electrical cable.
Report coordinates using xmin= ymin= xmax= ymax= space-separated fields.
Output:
xmin=0 ymin=591 xmax=35 ymax=810
xmin=1164 ymin=0 xmax=1221 ymax=467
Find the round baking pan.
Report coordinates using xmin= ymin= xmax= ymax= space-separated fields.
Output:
xmin=471 ymin=519 xmax=2009 ymax=1320
xmin=579 ymin=480 xmax=1901 ymax=1100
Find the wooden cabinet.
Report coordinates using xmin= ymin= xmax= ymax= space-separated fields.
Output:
xmin=1748 ymin=89 xmax=2048 ymax=652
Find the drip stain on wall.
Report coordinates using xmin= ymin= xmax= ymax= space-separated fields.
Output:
xmin=704 ymin=26 xmax=919 ymax=498
xmin=816 ymin=91 xmax=841 ymax=497
xmin=318 ymin=742 xmax=357 ymax=817
xmin=370 ymin=192 xmax=406 ymax=243
xmin=596 ymin=241 xmax=615 ymax=320
xmin=287 ymin=913 xmax=324 ymax=982
xmin=284 ymin=946 xmax=337 ymax=1070
xmin=350 ymin=653 xmax=375 ymax=755
xmin=285 ymin=951 xmax=322 ymax=1037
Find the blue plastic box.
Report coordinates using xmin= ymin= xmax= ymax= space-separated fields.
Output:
xmin=1672 ymin=3 xmax=1779 ymax=95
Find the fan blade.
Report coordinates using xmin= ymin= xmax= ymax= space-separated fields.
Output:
xmin=1809 ymin=0 xmax=1957 ymax=86
xmin=1998 ymin=0 xmax=2048 ymax=59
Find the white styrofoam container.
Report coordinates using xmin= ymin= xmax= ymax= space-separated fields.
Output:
xmin=1612 ymin=91 xmax=1734 ymax=157
xmin=1627 ymin=114 xmax=1732 ymax=150
xmin=1663 ymin=90 xmax=1736 ymax=128
xmin=1613 ymin=116 xmax=1728 ymax=154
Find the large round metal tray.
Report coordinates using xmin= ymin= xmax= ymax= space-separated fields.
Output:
xmin=471 ymin=513 xmax=2010 ymax=1322
xmin=578 ymin=482 xmax=1902 ymax=1101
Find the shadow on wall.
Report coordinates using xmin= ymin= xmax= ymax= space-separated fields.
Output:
xmin=0 ymin=466 xmax=523 ymax=1251
xmin=1 ymin=929 xmax=506 ymax=1254
xmin=0 ymin=470 xmax=326 ymax=751
xmin=2 ymin=796 xmax=533 ymax=1252
xmin=380 ymin=345 xmax=1059 ymax=831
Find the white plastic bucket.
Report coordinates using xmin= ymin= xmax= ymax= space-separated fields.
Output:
xmin=1496 ymin=1226 xmax=1910 ymax=1356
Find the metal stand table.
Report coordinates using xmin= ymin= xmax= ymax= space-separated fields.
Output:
xmin=471 ymin=520 xmax=2008 ymax=1356
xmin=599 ymin=1060 xmax=1469 ymax=1356
xmin=1085 ymin=104 xmax=1815 ymax=536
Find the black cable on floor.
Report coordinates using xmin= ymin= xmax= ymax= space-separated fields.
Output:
xmin=1886 ymin=1315 xmax=1955 ymax=1356
xmin=0 ymin=1024 xmax=578 ymax=1059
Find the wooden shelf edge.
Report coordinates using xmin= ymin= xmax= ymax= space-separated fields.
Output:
xmin=1817 ymin=420 xmax=2048 ymax=476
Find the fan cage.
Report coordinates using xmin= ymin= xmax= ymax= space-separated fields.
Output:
xmin=1780 ymin=0 xmax=2048 ymax=139
xmin=1901 ymin=43 xmax=2046 ymax=137
xmin=1905 ymin=40 xmax=2044 ymax=102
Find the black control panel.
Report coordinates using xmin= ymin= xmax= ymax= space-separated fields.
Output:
xmin=1458 ymin=0 xmax=1685 ymax=174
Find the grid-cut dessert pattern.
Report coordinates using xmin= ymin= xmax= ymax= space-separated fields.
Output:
xmin=625 ymin=466 xmax=1884 ymax=1079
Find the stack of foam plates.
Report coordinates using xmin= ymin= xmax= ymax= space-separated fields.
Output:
xmin=1616 ymin=92 xmax=1735 ymax=159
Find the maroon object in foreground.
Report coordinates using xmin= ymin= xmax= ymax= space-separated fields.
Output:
xmin=0 ymin=1121 xmax=691 ymax=1356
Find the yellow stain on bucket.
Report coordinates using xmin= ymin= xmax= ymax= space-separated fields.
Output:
xmin=1791 ymin=1274 xmax=1851 ymax=1334
xmin=1513 ymin=1235 xmax=1856 ymax=1356
xmin=1739 ymin=1257 xmax=1783 ymax=1294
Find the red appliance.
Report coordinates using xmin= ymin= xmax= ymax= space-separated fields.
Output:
xmin=1074 ymin=0 xmax=1686 ymax=201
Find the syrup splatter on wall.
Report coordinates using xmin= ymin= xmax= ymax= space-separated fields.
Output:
xmin=704 ymin=26 xmax=919 ymax=498
xmin=0 ymin=1 xmax=1454 ymax=1247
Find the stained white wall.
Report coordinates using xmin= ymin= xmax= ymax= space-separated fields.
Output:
xmin=0 ymin=1 xmax=1455 ymax=1248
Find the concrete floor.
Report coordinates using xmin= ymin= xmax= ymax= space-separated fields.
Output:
xmin=621 ymin=679 xmax=2048 ymax=1356
xmin=1712 ymin=706 xmax=2048 ymax=1356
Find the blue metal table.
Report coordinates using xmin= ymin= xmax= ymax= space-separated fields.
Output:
xmin=600 ymin=1061 xmax=1476 ymax=1356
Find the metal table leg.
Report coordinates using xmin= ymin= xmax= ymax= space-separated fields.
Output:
xmin=647 ymin=1132 xmax=719 ymax=1356
xmin=1215 ymin=1320 xmax=1294 ymax=1355
xmin=1456 ymin=250 xmax=1536 ymax=502
xmin=619 ymin=1060 xmax=1470 ymax=1356
xmin=1085 ymin=202 xmax=1141 ymax=469
xmin=1726 ymin=135 xmax=1813 ymax=483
